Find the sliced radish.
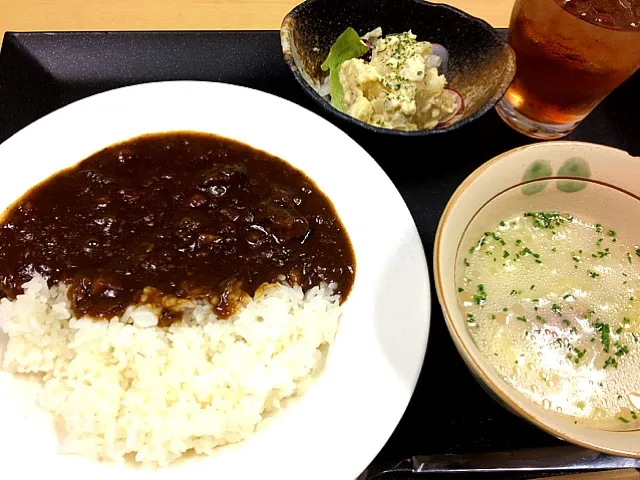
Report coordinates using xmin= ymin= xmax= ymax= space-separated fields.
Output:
xmin=318 ymin=76 xmax=331 ymax=98
xmin=425 ymin=54 xmax=441 ymax=69
xmin=431 ymin=43 xmax=449 ymax=75
xmin=437 ymin=88 xmax=464 ymax=126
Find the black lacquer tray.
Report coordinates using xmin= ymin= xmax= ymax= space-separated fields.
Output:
xmin=1 ymin=30 xmax=638 ymax=479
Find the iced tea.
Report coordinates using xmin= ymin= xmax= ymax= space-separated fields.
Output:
xmin=496 ymin=0 xmax=640 ymax=139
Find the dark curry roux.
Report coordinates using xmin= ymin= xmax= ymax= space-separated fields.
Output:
xmin=0 ymin=132 xmax=355 ymax=324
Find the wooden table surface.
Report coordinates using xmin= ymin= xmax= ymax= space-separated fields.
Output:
xmin=0 ymin=0 xmax=513 ymax=43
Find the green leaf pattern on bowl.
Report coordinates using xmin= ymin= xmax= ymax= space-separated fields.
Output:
xmin=556 ymin=157 xmax=591 ymax=193
xmin=520 ymin=157 xmax=591 ymax=195
xmin=521 ymin=160 xmax=553 ymax=196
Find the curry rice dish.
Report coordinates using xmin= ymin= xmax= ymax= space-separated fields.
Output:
xmin=0 ymin=132 xmax=355 ymax=466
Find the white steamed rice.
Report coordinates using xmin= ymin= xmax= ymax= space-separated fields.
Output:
xmin=0 ymin=274 xmax=342 ymax=466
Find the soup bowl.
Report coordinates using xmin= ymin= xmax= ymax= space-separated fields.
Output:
xmin=434 ymin=141 xmax=640 ymax=457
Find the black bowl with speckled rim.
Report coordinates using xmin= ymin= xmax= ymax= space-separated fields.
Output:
xmin=280 ymin=0 xmax=516 ymax=136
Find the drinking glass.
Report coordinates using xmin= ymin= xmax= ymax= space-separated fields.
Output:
xmin=496 ymin=0 xmax=640 ymax=139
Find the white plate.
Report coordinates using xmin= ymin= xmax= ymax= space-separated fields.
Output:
xmin=0 ymin=81 xmax=431 ymax=480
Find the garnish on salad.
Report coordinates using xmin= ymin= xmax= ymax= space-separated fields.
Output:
xmin=321 ymin=27 xmax=463 ymax=131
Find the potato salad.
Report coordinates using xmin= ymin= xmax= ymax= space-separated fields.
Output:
xmin=321 ymin=27 xmax=462 ymax=131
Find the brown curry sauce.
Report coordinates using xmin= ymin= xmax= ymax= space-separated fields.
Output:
xmin=0 ymin=132 xmax=355 ymax=324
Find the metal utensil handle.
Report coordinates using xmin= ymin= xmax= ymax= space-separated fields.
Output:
xmin=531 ymin=470 xmax=640 ymax=480
xmin=412 ymin=446 xmax=640 ymax=474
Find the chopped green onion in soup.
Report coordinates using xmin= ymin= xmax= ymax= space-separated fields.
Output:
xmin=457 ymin=212 xmax=640 ymax=428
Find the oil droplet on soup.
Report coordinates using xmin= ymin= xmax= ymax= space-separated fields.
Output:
xmin=457 ymin=212 xmax=640 ymax=428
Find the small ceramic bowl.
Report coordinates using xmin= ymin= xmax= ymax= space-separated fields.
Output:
xmin=434 ymin=141 xmax=640 ymax=457
xmin=280 ymin=0 xmax=516 ymax=136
